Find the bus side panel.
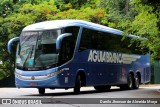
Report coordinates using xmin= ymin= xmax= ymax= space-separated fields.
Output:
xmin=76 ymin=50 xmax=150 ymax=86
xmin=87 ymin=63 xmax=123 ymax=86
xmin=76 ymin=50 xmax=128 ymax=86
xmin=127 ymin=55 xmax=150 ymax=84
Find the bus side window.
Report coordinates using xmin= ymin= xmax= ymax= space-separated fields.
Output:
xmin=79 ymin=28 xmax=96 ymax=51
xmin=79 ymin=28 xmax=149 ymax=55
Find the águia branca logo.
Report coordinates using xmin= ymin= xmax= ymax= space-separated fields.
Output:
xmin=88 ymin=50 xmax=141 ymax=64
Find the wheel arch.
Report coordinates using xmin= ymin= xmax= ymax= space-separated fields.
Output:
xmin=129 ymin=71 xmax=134 ymax=77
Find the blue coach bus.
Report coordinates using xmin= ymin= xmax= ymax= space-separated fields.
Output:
xmin=8 ymin=20 xmax=150 ymax=94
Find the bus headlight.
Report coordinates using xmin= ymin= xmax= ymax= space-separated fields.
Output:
xmin=15 ymin=72 xmax=22 ymax=79
xmin=46 ymin=72 xmax=56 ymax=77
xmin=45 ymin=69 xmax=65 ymax=77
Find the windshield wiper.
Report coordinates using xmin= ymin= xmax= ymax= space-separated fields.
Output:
xmin=23 ymin=45 xmax=34 ymax=69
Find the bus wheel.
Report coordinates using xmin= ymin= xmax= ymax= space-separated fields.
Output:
xmin=38 ymin=88 xmax=45 ymax=95
xmin=127 ymin=74 xmax=134 ymax=89
xmin=74 ymin=75 xmax=81 ymax=94
xmin=120 ymin=74 xmax=134 ymax=90
xmin=133 ymin=75 xmax=140 ymax=89
xmin=94 ymin=85 xmax=111 ymax=91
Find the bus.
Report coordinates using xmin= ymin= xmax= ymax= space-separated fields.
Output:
xmin=7 ymin=20 xmax=150 ymax=94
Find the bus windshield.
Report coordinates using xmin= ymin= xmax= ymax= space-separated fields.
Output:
xmin=16 ymin=30 xmax=61 ymax=70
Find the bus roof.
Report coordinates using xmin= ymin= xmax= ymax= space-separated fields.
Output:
xmin=22 ymin=19 xmax=139 ymax=38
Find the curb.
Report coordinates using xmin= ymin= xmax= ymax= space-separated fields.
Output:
xmin=140 ymin=84 xmax=160 ymax=87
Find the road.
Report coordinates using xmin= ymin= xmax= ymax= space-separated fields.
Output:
xmin=0 ymin=85 xmax=160 ymax=107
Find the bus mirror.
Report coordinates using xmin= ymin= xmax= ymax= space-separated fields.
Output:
xmin=7 ymin=37 xmax=19 ymax=53
xmin=56 ymin=33 xmax=72 ymax=51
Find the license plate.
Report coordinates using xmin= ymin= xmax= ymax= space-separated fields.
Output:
xmin=30 ymin=82 xmax=38 ymax=86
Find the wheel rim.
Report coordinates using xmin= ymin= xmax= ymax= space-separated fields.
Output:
xmin=128 ymin=75 xmax=133 ymax=88
xmin=135 ymin=76 xmax=139 ymax=88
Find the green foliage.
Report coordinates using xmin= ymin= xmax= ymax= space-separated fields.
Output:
xmin=0 ymin=0 xmax=14 ymax=17
xmin=130 ymin=0 xmax=160 ymax=61
xmin=47 ymin=7 xmax=105 ymax=23
xmin=0 ymin=32 xmax=14 ymax=80
xmin=131 ymin=12 xmax=158 ymax=36
xmin=55 ymin=0 xmax=88 ymax=9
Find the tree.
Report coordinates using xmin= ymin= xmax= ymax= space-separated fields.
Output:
xmin=55 ymin=0 xmax=89 ymax=9
xmin=0 ymin=0 xmax=59 ymax=79
xmin=0 ymin=0 xmax=14 ymax=17
xmin=129 ymin=0 xmax=160 ymax=60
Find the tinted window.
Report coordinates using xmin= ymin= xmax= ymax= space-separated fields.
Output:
xmin=59 ymin=26 xmax=79 ymax=64
xmin=79 ymin=28 xmax=148 ymax=55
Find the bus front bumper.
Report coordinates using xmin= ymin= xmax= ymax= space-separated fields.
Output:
xmin=14 ymin=68 xmax=73 ymax=88
xmin=15 ymin=76 xmax=62 ymax=88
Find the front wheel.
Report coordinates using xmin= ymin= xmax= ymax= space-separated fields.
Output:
xmin=74 ymin=75 xmax=81 ymax=94
xmin=38 ymin=88 xmax=45 ymax=95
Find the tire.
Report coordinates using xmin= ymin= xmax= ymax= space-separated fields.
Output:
xmin=94 ymin=85 xmax=111 ymax=91
xmin=120 ymin=74 xmax=134 ymax=90
xmin=127 ymin=74 xmax=134 ymax=89
xmin=38 ymin=88 xmax=45 ymax=95
xmin=133 ymin=75 xmax=140 ymax=89
xmin=74 ymin=75 xmax=81 ymax=94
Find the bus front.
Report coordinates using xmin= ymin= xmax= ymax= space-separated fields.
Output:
xmin=9 ymin=26 xmax=78 ymax=94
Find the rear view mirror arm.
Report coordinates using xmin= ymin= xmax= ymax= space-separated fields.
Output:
xmin=7 ymin=37 xmax=20 ymax=53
